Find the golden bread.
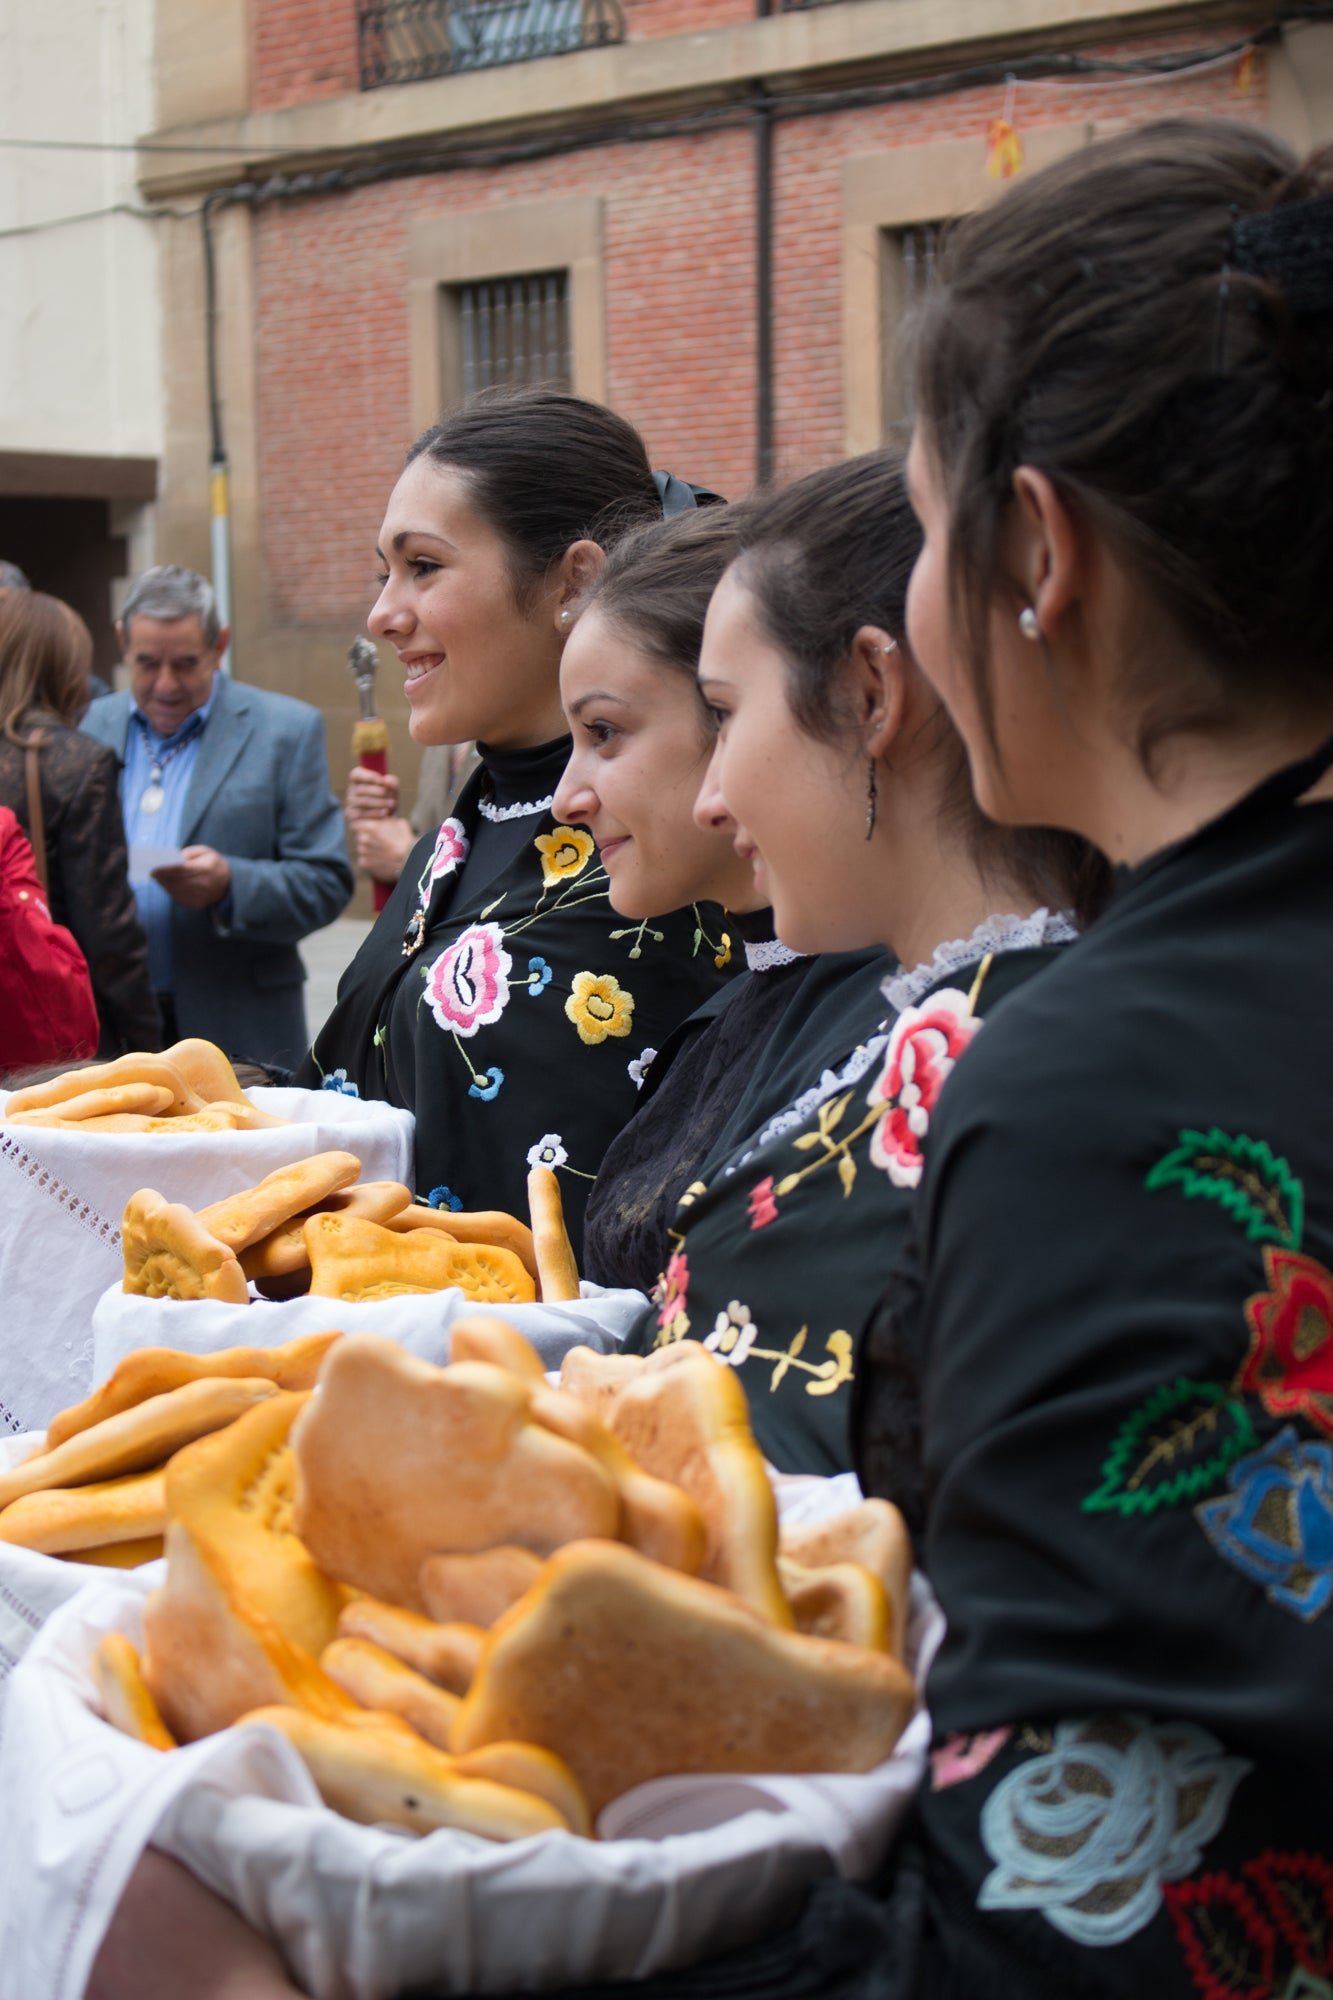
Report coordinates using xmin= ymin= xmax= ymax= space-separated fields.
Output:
xmin=447 ymin=1316 xmax=547 ymax=1381
xmin=321 ymin=1636 xmax=462 ymax=1749
xmin=165 ymin=1392 xmax=343 ymax=1656
xmin=603 ymin=1347 xmax=791 ymax=1626
xmin=450 ymin=1741 xmax=591 ymax=1839
xmin=0 ymin=1467 xmax=166 ymax=1554
xmin=292 ymin=1337 xmax=618 ymax=1609
xmin=336 ymin=1597 xmax=485 ymax=1695
xmin=452 ymin=1538 xmax=914 ymax=1816
xmin=0 ymin=1376 xmax=280 ymax=1510
xmin=197 ymin=1151 xmax=362 ymax=1254
xmin=304 ymin=1214 xmax=536 ymax=1305
xmin=778 ymin=1498 xmax=911 ymax=1657
xmin=384 ymin=1206 xmax=538 ymax=1283
xmin=777 ymin=1557 xmax=893 ymax=1652
xmin=141 ymin=1522 xmax=367 ymax=1743
xmin=239 ymin=1181 xmax=413 ymax=1279
xmin=557 ymin=1345 xmax=648 ymax=1423
xmin=94 ymin=1633 xmax=177 ymax=1751
xmin=6 ymin=1082 xmax=177 ymax=1124
xmin=121 ymin=1190 xmax=249 ymax=1302
xmin=417 ymin=1546 xmax=545 ymax=1629
xmin=69 ymin=1536 xmax=165 ymax=1567
xmin=45 ymin=1332 xmax=341 ymax=1450
xmin=528 ymin=1381 xmax=706 ymax=1575
xmin=6 ymin=1053 xmax=205 ymax=1119
xmin=161 ymin=1039 xmax=285 ymax=1125
xmin=527 ymin=1165 xmax=580 ymax=1302
xmin=239 ymin=1704 xmax=574 ymax=1840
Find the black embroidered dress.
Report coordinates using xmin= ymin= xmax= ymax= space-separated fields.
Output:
xmin=297 ymin=738 xmax=733 ymax=1255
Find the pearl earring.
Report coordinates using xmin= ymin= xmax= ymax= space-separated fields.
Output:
xmin=1018 ymin=606 xmax=1041 ymax=642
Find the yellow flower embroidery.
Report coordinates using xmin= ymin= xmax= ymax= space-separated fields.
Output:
xmin=535 ymin=825 xmax=595 ymax=889
xmin=566 ymin=969 xmax=635 ymax=1045
xmin=714 ymin=931 xmax=732 ymax=969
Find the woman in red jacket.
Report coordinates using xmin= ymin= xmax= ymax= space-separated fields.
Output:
xmin=0 ymin=805 xmax=99 ymax=1078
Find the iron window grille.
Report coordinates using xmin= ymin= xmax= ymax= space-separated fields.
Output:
xmin=358 ymin=0 xmax=625 ymax=89
xmin=451 ymin=271 xmax=573 ymax=400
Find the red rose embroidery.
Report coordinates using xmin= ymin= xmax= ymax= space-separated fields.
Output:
xmin=866 ymin=988 xmax=981 ymax=1189
xmin=747 ymin=1176 xmax=779 ymax=1230
xmin=1239 ymin=1246 xmax=1333 ymax=1438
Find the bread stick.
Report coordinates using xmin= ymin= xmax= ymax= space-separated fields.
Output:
xmin=526 ymin=1166 xmax=580 ymax=1302
xmin=0 ymin=1467 xmax=166 ymax=1553
xmin=45 ymin=1332 xmax=340 ymax=1450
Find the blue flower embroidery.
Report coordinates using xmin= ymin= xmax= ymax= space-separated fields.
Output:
xmin=978 ymin=1716 xmax=1250 ymax=1946
xmin=320 ymin=1068 xmax=360 ymax=1097
xmin=427 ymin=1186 xmax=463 ymax=1212
xmin=467 ymin=1066 xmax=505 ymax=1102
xmin=526 ymin=955 xmax=552 ymax=996
xmin=1196 ymin=1424 xmax=1333 ymax=1621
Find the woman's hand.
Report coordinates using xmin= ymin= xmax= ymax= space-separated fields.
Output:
xmin=86 ymin=1850 xmax=310 ymax=2000
xmin=345 ymin=767 xmax=401 ymax=825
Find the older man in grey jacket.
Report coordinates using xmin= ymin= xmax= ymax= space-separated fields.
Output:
xmin=83 ymin=566 xmax=353 ymax=1070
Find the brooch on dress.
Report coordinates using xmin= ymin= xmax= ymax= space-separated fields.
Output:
xmin=401 ymin=906 xmax=426 ymax=958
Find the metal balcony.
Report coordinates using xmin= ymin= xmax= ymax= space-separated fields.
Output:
xmin=358 ymin=0 xmax=626 ymax=90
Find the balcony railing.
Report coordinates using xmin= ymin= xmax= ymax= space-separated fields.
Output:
xmin=357 ymin=0 xmax=625 ymax=90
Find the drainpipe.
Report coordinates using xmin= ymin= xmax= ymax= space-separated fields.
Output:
xmin=202 ymin=191 xmax=234 ymax=671
xmin=755 ymin=0 xmax=775 ymax=488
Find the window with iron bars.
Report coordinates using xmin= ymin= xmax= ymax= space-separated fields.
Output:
xmin=446 ymin=271 xmax=573 ymax=403
xmin=358 ymin=0 xmax=624 ymax=90
xmin=881 ymin=222 xmax=943 ymax=427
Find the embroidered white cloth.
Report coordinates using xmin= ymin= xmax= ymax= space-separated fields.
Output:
xmin=0 ymin=1481 xmax=939 ymax=2000
xmin=0 ymin=1088 xmax=413 ymax=1436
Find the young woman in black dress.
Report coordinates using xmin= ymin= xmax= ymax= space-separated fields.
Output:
xmin=295 ymin=389 xmax=732 ymax=1255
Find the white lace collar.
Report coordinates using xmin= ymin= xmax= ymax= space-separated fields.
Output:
xmin=744 ymin=938 xmax=804 ymax=973
xmin=881 ymin=907 xmax=1078 ymax=1014
xmin=477 ymin=793 xmax=554 ymax=823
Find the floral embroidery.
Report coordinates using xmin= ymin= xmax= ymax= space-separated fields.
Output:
xmin=656 ymin=1249 xmax=691 ymax=1341
xmin=427 ymin=816 xmax=469 ymax=884
xmin=1196 ymin=1426 xmax=1333 ymax=1622
xmin=566 ymin=970 xmax=635 ymax=1046
xmin=611 ymin=917 xmax=666 ymax=962
xmin=866 ymin=988 xmax=981 ymax=1189
xmin=428 ymin=1186 xmax=463 ymax=1212
xmin=714 ymin=931 xmax=732 ymax=970
xmin=931 ymin=1727 xmax=1012 ymax=1791
xmin=747 ymin=1176 xmax=778 ymax=1230
xmin=535 ymin=825 xmax=595 ymax=889
xmin=1166 ymin=1851 xmax=1333 ymax=2000
xmin=705 ymin=1301 xmax=757 ymax=1366
xmin=628 ymin=1047 xmax=657 ymax=1090
xmin=1146 ymin=1130 xmax=1304 ymax=1251
xmin=526 ymin=1133 xmax=568 ymax=1172
xmin=319 ymin=1068 xmax=359 ymax=1097
xmin=424 ymin=922 xmax=512 ymax=1037
xmin=525 ymin=955 xmax=552 ymax=996
xmin=467 ymin=1066 xmax=505 ymax=1101
xmin=977 ymin=1715 xmax=1250 ymax=1947
xmin=1083 ymin=1379 xmax=1258 ymax=1518
xmin=1238 ymin=1248 xmax=1333 ymax=1439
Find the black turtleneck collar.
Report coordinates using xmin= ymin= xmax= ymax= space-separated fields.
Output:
xmin=476 ymin=735 xmax=571 ymax=810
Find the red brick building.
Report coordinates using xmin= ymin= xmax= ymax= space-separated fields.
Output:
xmin=141 ymin=0 xmax=1330 ymax=817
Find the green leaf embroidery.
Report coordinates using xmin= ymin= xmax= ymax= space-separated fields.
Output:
xmin=1082 ymin=1378 xmax=1258 ymax=1517
xmin=1145 ymin=1128 xmax=1304 ymax=1250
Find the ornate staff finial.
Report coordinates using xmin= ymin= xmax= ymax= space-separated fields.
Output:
xmin=347 ymin=635 xmax=380 ymax=720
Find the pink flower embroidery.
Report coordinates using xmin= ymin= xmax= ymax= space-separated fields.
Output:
xmin=428 ymin=816 xmax=469 ymax=884
xmin=655 ymin=1249 xmax=690 ymax=1336
xmin=747 ymin=1176 xmax=779 ymax=1230
xmin=931 ymin=1727 xmax=1012 ymax=1790
xmin=866 ymin=988 xmax=981 ymax=1188
xmin=424 ymin=922 xmax=512 ymax=1037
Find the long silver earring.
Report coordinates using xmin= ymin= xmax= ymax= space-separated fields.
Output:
xmin=1019 ymin=606 xmax=1041 ymax=641
xmin=865 ymin=761 xmax=878 ymax=840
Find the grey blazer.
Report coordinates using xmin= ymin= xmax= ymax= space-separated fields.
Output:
xmin=83 ymin=675 xmax=354 ymax=1069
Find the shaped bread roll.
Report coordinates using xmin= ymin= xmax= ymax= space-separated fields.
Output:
xmin=0 ymin=1467 xmax=166 ymax=1554
xmin=239 ymin=1181 xmax=413 ymax=1280
xmin=239 ymin=1705 xmax=575 ymax=1840
xmin=527 ymin=1165 xmax=580 ymax=1302
xmin=776 ymin=1558 xmax=893 ymax=1653
xmin=122 ymin=1190 xmax=249 ymax=1302
xmin=383 ymin=1206 xmax=538 ymax=1283
xmin=602 ymin=1344 xmax=792 ymax=1627
xmin=5 ymin=1053 xmax=205 ymax=1119
xmin=0 ymin=1375 xmax=280 ymax=1511
xmin=69 ymin=1536 xmax=165 ymax=1567
xmin=160 ymin=1039 xmax=285 ymax=1126
xmin=447 ymin=1316 xmax=547 ymax=1382
xmin=94 ymin=1633 xmax=177 ymax=1751
xmin=450 ymin=1741 xmax=591 ymax=1839
xmin=45 ymin=1331 xmax=341 ymax=1450
xmin=527 ymin=1381 xmax=707 ymax=1576
xmin=304 ymin=1214 xmax=536 ymax=1306
xmin=452 ymin=1538 xmax=915 ymax=1816
xmin=336 ymin=1597 xmax=485 ymax=1695
xmin=779 ymin=1498 xmax=912 ymax=1657
xmin=5 ymin=1082 xmax=177 ymax=1125
xmin=321 ymin=1637 xmax=462 ymax=1750
xmin=557 ymin=1345 xmax=648 ymax=1422
xmin=417 ymin=1546 xmax=545 ymax=1629
xmin=292 ymin=1336 xmax=619 ymax=1610
xmin=197 ymin=1152 xmax=362 ymax=1254
xmin=165 ymin=1392 xmax=343 ymax=1656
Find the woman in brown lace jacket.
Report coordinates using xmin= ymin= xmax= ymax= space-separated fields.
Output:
xmin=0 ymin=588 xmax=159 ymax=1056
